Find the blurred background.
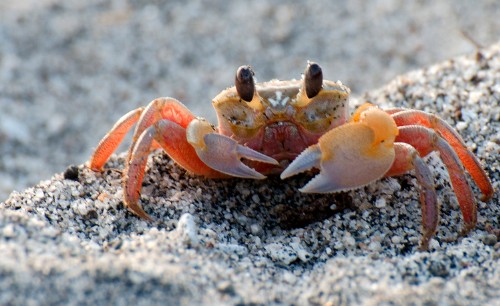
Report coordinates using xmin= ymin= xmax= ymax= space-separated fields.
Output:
xmin=0 ymin=0 xmax=499 ymax=200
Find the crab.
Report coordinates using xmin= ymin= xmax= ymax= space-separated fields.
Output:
xmin=89 ymin=62 xmax=493 ymax=250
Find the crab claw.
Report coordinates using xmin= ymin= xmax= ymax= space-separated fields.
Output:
xmin=187 ymin=118 xmax=279 ymax=179
xmin=282 ymin=106 xmax=399 ymax=193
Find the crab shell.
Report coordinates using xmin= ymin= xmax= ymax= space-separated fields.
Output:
xmin=212 ymin=78 xmax=350 ymax=173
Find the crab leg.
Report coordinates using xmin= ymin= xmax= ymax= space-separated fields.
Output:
xmin=395 ymin=125 xmax=477 ymax=234
xmin=89 ymin=98 xmax=217 ymax=219
xmin=89 ymin=97 xmax=196 ymax=171
xmin=125 ymin=117 xmax=279 ymax=219
xmin=90 ymin=108 xmax=143 ymax=171
xmin=90 ymin=97 xmax=278 ymax=219
xmin=387 ymin=143 xmax=438 ymax=250
xmin=123 ymin=119 xmax=229 ymax=219
xmin=391 ymin=110 xmax=493 ymax=201
xmin=123 ymin=126 xmax=155 ymax=220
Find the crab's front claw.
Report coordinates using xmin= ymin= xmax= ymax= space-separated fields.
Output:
xmin=282 ymin=106 xmax=399 ymax=193
xmin=187 ymin=119 xmax=279 ymax=179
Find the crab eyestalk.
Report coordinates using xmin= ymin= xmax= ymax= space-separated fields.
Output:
xmin=235 ymin=65 xmax=256 ymax=102
xmin=304 ymin=61 xmax=323 ymax=98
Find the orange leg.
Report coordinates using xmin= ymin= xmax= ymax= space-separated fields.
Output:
xmin=123 ymin=127 xmax=155 ymax=220
xmin=391 ymin=110 xmax=493 ymax=201
xmin=90 ymin=108 xmax=143 ymax=171
xmin=386 ymin=143 xmax=438 ymax=250
xmin=124 ymin=119 xmax=225 ymax=220
xmin=89 ymin=96 xmax=196 ymax=171
xmin=89 ymin=97 xmax=226 ymax=219
xmin=89 ymin=97 xmax=221 ymax=176
xmin=125 ymin=98 xmax=258 ymax=179
xmin=394 ymin=125 xmax=478 ymax=235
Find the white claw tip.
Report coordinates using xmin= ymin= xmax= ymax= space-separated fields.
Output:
xmin=280 ymin=145 xmax=321 ymax=179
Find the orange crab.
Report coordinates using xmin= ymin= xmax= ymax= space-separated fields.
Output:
xmin=89 ymin=62 xmax=493 ymax=250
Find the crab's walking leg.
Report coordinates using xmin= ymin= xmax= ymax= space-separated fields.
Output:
xmin=391 ymin=110 xmax=493 ymax=201
xmin=126 ymin=98 xmax=279 ymax=219
xmin=90 ymin=98 xmax=216 ymax=219
xmin=387 ymin=143 xmax=438 ymax=250
xmin=125 ymin=117 xmax=279 ymax=219
xmin=123 ymin=118 xmax=226 ymax=220
xmin=123 ymin=98 xmax=237 ymax=219
xmin=395 ymin=125 xmax=477 ymax=234
xmin=90 ymin=108 xmax=143 ymax=171
xmin=89 ymin=97 xmax=225 ymax=176
xmin=89 ymin=97 xmax=195 ymax=171
xmin=123 ymin=127 xmax=155 ymax=220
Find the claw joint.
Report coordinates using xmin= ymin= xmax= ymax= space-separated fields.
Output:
xmin=186 ymin=118 xmax=216 ymax=150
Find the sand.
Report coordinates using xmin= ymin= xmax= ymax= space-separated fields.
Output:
xmin=0 ymin=1 xmax=499 ymax=305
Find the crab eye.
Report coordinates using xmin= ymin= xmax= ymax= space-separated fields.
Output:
xmin=235 ymin=65 xmax=255 ymax=102
xmin=304 ymin=61 xmax=323 ymax=99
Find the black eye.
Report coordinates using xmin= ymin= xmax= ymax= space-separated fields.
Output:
xmin=304 ymin=61 xmax=323 ymax=98
xmin=235 ymin=65 xmax=255 ymax=102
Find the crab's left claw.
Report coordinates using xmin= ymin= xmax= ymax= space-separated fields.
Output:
xmin=282 ymin=105 xmax=399 ymax=193
xmin=187 ymin=118 xmax=279 ymax=179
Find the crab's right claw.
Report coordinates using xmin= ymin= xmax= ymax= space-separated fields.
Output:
xmin=282 ymin=106 xmax=399 ymax=193
xmin=187 ymin=119 xmax=278 ymax=179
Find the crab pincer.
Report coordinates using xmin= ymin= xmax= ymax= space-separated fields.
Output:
xmin=186 ymin=118 xmax=279 ymax=179
xmin=281 ymin=105 xmax=399 ymax=193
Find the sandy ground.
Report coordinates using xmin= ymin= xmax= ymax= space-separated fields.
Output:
xmin=1 ymin=0 xmax=500 ymax=200
xmin=2 ymin=31 xmax=500 ymax=306
xmin=0 ymin=1 xmax=499 ymax=306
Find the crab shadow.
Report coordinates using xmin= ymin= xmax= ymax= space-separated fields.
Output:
xmin=144 ymin=154 xmax=354 ymax=234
